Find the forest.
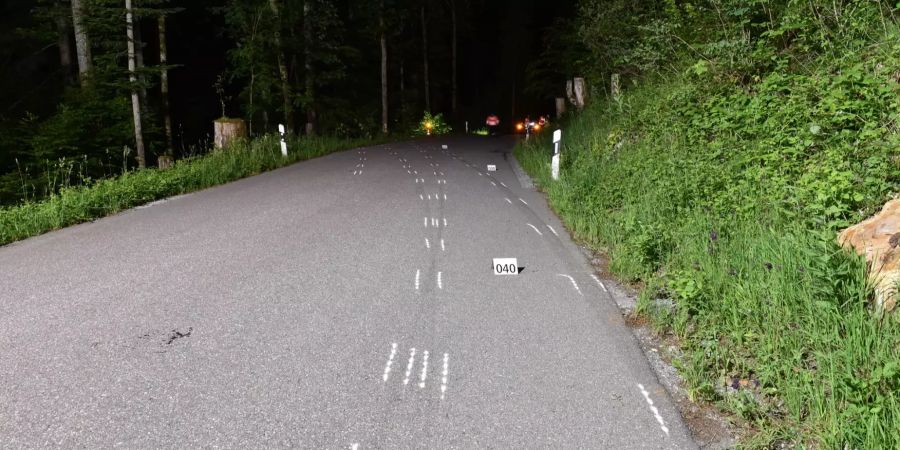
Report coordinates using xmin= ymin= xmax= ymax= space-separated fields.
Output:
xmin=0 ymin=0 xmax=563 ymax=206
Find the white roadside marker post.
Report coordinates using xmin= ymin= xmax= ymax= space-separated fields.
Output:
xmin=551 ymin=129 xmax=561 ymax=181
xmin=278 ymin=124 xmax=288 ymax=157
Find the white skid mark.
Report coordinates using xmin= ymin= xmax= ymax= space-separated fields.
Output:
xmin=547 ymin=225 xmax=559 ymax=236
xmin=478 ymin=172 xmax=483 ymax=176
xmin=404 ymin=348 xmax=416 ymax=385
xmin=490 ymin=181 xmax=497 ymax=187
xmin=437 ymin=272 xmax=443 ymax=290
xmin=414 ymin=170 xmax=418 ymax=175
xmin=590 ymin=274 xmax=608 ymax=292
xmin=557 ymin=274 xmax=583 ymax=295
xmin=415 ymin=269 xmax=420 ymax=291
xmin=419 ymin=351 xmax=430 ymax=388
xmin=353 ymin=170 xmax=358 ymax=175
xmin=425 ymin=238 xmax=431 ymax=249
xmin=420 ymin=194 xmax=424 ymax=200
xmin=526 ymin=223 xmax=544 ymax=236
xmin=443 ymin=194 xmax=447 ymax=200
xmin=428 ymin=194 xmax=432 ymax=200
xmin=500 ymin=182 xmax=507 ymax=187
xmin=408 ymin=170 xmax=412 ymax=174
xmin=505 ymin=198 xmax=513 ymax=204
xmin=361 ymin=164 xmax=364 ymax=168
xmin=440 ymin=239 xmax=445 ymax=251
xmin=519 ymin=198 xmax=528 ymax=205
xmin=382 ymin=343 xmax=398 ymax=382
xmin=440 ymin=353 xmax=449 ymax=400
xmin=638 ymin=384 xmax=671 ymax=436
xmin=443 ymin=218 xmax=447 ymax=227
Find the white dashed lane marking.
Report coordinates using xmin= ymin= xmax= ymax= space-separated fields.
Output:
xmin=415 ymin=269 xmax=421 ymax=291
xmin=547 ymin=225 xmax=559 ymax=236
xmin=440 ymin=239 xmax=445 ymax=251
xmin=519 ymin=198 xmax=528 ymax=205
xmin=526 ymin=223 xmax=543 ymax=236
xmin=557 ymin=273 xmax=583 ymax=295
xmin=437 ymin=272 xmax=443 ymax=290
xmin=382 ymin=343 xmax=398 ymax=382
xmin=638 ymin=383 xmax=671 ymax=436
xmin=418 ymin=351 xmax=430 ymax=388
xmin=403 ymin=348 xmax=416 ymax=385
xmin=505 ymin=198 xmax=513 ymax=204
xmin=440 ymin=353 xmax=449 ymax=400
xmin=425 ymin=238 xmax=431 ymax=249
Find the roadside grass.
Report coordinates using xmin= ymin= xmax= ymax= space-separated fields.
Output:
xmin=0 ymin=134 xmax=384 ymax=246
xmin=515 ymin=67 xmax=900 ymax=446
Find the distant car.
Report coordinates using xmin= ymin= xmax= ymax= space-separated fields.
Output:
xmin=485 ymin=115 xmax=500 ymax=135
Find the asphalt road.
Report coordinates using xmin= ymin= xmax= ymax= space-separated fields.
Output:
xmin=0 ymin=136 xmax=696 ymax=449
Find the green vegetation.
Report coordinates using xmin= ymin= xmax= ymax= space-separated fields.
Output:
xmin=519 ymin=1 xmax=900 ymax=447
xmin=413 ymin=111 xmax=453 ymax=136
xmin=0 ymin=134 xmax=380 ymax=246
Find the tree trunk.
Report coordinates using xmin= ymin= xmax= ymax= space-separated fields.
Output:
xmin=380 ymin=0 xmax=388 ymax=134
xmin=420 ymin=4 xmax=430 ymax=113
xmin=126 ymin=0 xmax=145 ymax=168
xmin=55 ymin=2 xmax=75 ymax=86
xmin=450 ymin=0 xmax=457 ymax=114
xmin=303 ymin=0 xmax=316 ymax=135
xmin=268 ymin=0 xmax=293 ymax=134
xmin=133 ymin=13 xmax=148 ymax=112
xmin=399 ymin=58 xmax=405 ymax=119
xmin=70 ymin=0 xmax=92 ymax=84
xmin=158 ymin=15 xmax=174 ymax=166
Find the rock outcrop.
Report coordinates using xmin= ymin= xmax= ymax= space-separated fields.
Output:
xmin=839 ymin=199 xmax=900 ymax=312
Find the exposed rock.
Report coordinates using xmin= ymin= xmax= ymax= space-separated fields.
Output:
xmin=838 ymin=199 xmax=900 ymax=312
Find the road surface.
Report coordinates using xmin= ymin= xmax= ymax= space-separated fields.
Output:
xmin=0 ymin=136 xmax=695 ymax=448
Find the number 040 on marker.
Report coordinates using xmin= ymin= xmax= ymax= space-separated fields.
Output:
xmin=493 ymin=258 xmax=518 ymax=275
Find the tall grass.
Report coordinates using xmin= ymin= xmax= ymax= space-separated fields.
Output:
xmin=0 ymin=134 xmax=384 ymax=246
xmin=516 ymin=76 xmax=900 ymax=447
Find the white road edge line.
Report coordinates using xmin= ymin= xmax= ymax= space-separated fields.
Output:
xmin=638 ymin=383 xmax=671 ymax=436
xmin=382 ymin=343 xmax=398 ymax=382
xmin=526 ymin=223 xmax=544 ymax=236
xmin=590 ymin=274 xmax=608 ymax=292
xmin=557 ymin=274 xmax=583 ymax=296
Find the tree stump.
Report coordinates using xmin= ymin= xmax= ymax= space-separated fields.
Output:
xmin=555 ymin=97 xmax=566 ymax=119
xmin=214 ymin=118 xmax=247 ymax=150
xmin=157 ymin=154 xmax=174 ymax=169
